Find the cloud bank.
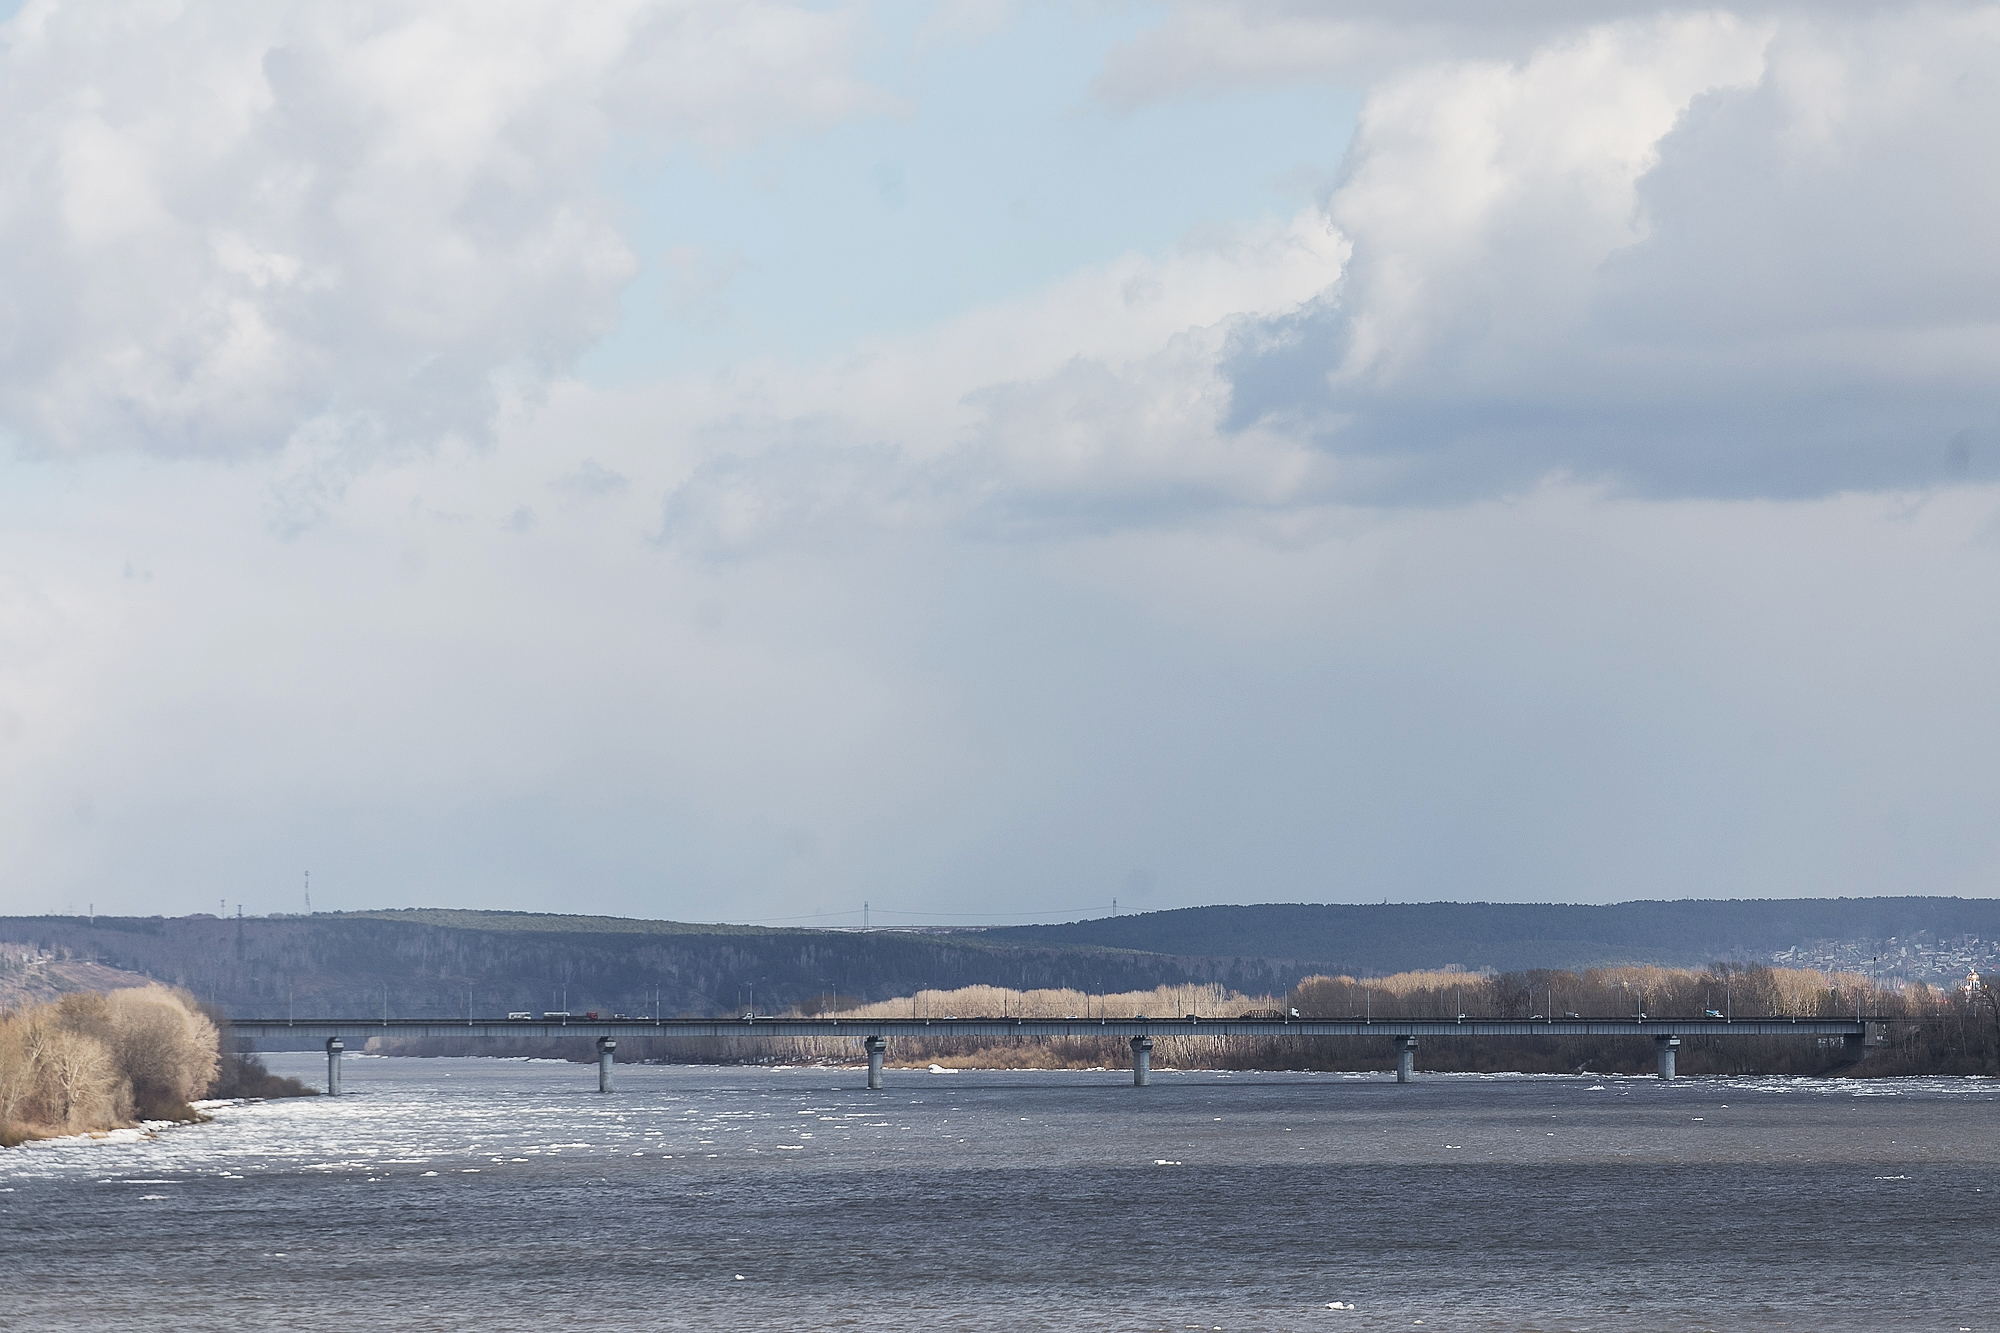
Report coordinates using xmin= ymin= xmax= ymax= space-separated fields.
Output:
xmin=641 ymin=2 xmax=2000 ymax=560
xmin=4 ymin=1 xmax=1999 ymax=921
xmin=0 ymin=0 xmax=878 ymax=460
xmin=1218 ymin=4 xmax=2000 ymax=501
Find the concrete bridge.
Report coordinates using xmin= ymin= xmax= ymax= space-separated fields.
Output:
xmin=228 ymin=1015 xmax=1887 ymax=1095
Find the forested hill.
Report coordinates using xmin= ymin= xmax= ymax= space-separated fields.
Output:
xmin=0 ymin=910 xmax=1312 ymax=1025
xmin=6 ymin=898 xmax=1992 ymax=1030
xmin=979 ymin=898 xmax=2000 ymax=975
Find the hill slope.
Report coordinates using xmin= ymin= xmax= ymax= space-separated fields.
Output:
xmin=9 ymin=897 xmax=1990 ymax=1033
xmin=0 ymin=911 xmax=1305 ymax=1025
xmin=980 ymin=898 xmax=2000 ymax=975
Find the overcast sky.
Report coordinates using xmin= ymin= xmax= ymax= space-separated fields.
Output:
xmin=4 ymin=0 xmax=1999 ymax=925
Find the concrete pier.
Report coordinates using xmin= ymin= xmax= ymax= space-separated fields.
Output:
xmin=325 ymin=1036 xmax=343 ymax=1096
xmin=865 ymin=1035 xmax=886 ymax=1090
xmin=1130 ymin=1036 xmax=1152 ymax=1087
xmin=1393 ymin=1035 xmax=1417 ymax=1083
xmin=1655 ymin=1035 xmax=1680 ymax=1080
xmin=596 ymin=1037 xmax=616 ymax=1093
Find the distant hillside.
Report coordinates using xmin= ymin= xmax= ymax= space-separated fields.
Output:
xmin=979 ymin=898 xmax=2000 ymax=976
xmin=9 ymin=898 xmax=1990 ymax=1035
xmin=337 ymin=909 xmax=781 ymax=937
xmin=0 ymin=942 xmax=157 ymax=1008
xmin=0 ymin=911 xmax=1313 ymax=1028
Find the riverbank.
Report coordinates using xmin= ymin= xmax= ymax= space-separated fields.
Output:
xmin=1 ymin=986 xmax=316 ymax=1146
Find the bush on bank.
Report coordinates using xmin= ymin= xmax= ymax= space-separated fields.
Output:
xmin=0 ymin=984 xmax=313 ymax=1146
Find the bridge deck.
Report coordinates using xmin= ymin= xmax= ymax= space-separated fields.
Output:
xmin=228 ymin=1016 xmax=1880 ymax=1041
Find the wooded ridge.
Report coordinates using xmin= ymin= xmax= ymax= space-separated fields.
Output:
xmin=5 ymin=897 xmax=1992 ymax=1027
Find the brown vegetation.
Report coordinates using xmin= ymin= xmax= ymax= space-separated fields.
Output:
xmin=371 ymin=966 xmax=2000 ymax=1077
xmin=745 ymin=968 xmax=2000 ymax=1076
xmin=0 ymin=985 xmax=221 ymax=1146
xmin=829 ymin=983 xmax=1274 ymax=1070
xmin=1284 ymin=964 xmax=2000 ymax=1076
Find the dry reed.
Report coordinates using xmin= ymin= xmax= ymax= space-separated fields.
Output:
xmin=737 ymin=963 xmax=1997 ymax=1075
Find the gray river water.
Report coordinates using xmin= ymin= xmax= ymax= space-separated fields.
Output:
xmin=5 ymin=1056 xmax=1997 ymax=1332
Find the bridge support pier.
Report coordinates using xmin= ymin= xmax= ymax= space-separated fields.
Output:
xmin=597 ymin=1037 xmax=617 ymax=1093
xmin=1393 ymin=1036 xmax=1417 ymax=1083
xmin=1655 ymin=1036 xmax=1680 ymax=1080
xmin=865 ymin=1036 xmax=886 ymax=1089
xmin=325 ymin=1037 xmax=343 ymax=1096
xmin=1130 ymin=1036 xmax=1152 ymax=1087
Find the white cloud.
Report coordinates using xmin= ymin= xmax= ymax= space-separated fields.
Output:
xmin=0 ymin=0 xmax=881 ymax=461
xmin=1217 ymin=5 xmax=2000 ymax=500
xmin=654 ymin=210 xmax=1349 ymax=555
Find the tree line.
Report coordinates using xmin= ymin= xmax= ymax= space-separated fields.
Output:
xmin=1286 ymin=964 xmax=2000 ymax=1075
xmin=375 ymin=965 xmax=2000 ymax=1075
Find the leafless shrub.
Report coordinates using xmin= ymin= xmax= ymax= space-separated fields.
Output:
xmin=0 ymin=984 xmax=221 ymax=1144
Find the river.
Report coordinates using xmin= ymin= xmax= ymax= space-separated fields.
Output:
xmin=6 ymin=1056 xmax=1996 ymax=1331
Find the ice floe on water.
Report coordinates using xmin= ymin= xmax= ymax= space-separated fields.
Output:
xmin=7 ymin=1056 xmax=1996 ymax=1332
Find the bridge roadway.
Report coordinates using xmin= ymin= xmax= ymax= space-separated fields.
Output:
xmin=229 ymin=1015 xmax=1884 ymax=1094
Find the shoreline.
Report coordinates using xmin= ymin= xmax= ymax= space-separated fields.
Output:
xmin=1 ymin=1098 xmax=268 ymax=1150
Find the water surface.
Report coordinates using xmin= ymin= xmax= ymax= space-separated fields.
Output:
xmin=7 ymin=1056 xmax=1996 ymax=1331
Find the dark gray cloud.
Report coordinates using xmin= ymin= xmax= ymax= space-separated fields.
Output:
xmin=549 ymin=459 xmax=631 ymax=499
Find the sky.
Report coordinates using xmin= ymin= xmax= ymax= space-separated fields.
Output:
xmin=3 ymin=0 xmax=2000 ymax=926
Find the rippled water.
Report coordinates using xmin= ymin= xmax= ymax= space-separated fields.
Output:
xmin=7 ymin=1056 xmax=1998 ymax=1331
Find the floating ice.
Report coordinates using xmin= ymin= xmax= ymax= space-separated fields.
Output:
xmin=927 ymin=1064 xmax=957 ymax=1074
